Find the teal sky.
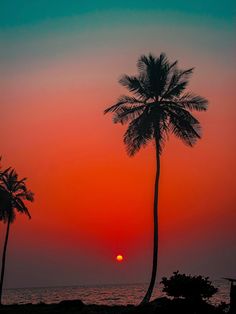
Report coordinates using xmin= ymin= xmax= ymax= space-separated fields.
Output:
xmin=1 ymin=0 xmax=235 ymax=29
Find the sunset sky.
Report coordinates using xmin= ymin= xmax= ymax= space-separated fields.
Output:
xmin=0 ymin=1 xmax=235 ymax=288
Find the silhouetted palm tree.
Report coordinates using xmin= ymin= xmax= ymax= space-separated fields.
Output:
xmin=104 ymin=53 xmax=208 ymax=304
xmin=0 ymin=164 xmax=34 ymax=305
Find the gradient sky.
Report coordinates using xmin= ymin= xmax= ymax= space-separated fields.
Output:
xmin=0 ymin=1 xmax=235 ymax=289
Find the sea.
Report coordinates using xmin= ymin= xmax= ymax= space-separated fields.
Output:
xmin=2 ymin=279 xmax=229 ymax=306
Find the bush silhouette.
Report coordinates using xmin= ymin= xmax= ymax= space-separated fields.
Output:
xmin=161 ymin=271 xmax=218 ymax=302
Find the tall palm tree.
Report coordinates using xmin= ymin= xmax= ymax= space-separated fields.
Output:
xmin=104 ymin=53 xmax=208 ymax=304
xmin=0 ymin=165 xmax=34 ymax=305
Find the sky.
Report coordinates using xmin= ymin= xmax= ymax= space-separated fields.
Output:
xmin=0 ymin=1 xmax=236 ymax=289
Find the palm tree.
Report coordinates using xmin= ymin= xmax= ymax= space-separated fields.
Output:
xmin=104 ymin=53 xmax=208 ymax=304
xmin=0 ymin=165 xmax=34 ymax=305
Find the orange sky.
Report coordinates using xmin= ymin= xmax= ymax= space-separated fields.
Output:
xmin=0 ymin=6 xmax=236 ymax=288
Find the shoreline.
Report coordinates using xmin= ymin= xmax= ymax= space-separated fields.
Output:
xmin=0 ymin=297 xmax=229 ymax=314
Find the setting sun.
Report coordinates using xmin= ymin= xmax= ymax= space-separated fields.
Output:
xmin=116 ymin=254 xmax=124 ymax=262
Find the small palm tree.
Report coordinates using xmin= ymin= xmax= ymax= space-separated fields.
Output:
xmin=0 ymin=163 xmax=34 ymax=305
xmin=104 ymin=53 xmax=208 ymax=304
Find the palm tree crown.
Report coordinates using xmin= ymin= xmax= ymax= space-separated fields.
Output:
xmin=0 ymin=167 xmax=34 ymax=223
xmin=104 ymin=53 xmax=208 ymax=154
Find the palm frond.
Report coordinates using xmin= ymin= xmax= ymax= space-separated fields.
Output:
xmin=104 ymin=95 xmax=145 ymax=114
xmin=176 ymin=93 xmax=208 ymax=111
xmin=0 ymin=188 xmax=14 ymax=223
xmin=0 ymin=166 xmax=11 ymax=177
xmin=113 ymin=104 xmax=146 ymax=124
xmin=13 ymin=197 xmax=31 ymax=219
xmin=137 ymin=53 xmax=153 ymax=74
xmin=25 ymin=190 xmax=34 ymax=202
xmin=15 ymin=190 xmax=34 ymax=202
xmin=0 ymin=172 xmax=11 ymax=192
xmin=124 ymin=110 xmax=154 ymax=156
xmin=162 ymin=67 xmax=194 ymax=99
xmin=168 ymin=107 xmax=201 ymax=146
xmin=119 ymin=75 xmax=151 ymax=99
xmin=158 ymin=111 xmax=170 ymax=154
xmin=13 ymin=178 xmax=27 ymax=193
xmin=137 ymin=53 xmax=171 ymax=98
xmin=137 ymin=53 xmax=168 ymax=73
xmin=0 ymin=188 xmax=11 ymax=211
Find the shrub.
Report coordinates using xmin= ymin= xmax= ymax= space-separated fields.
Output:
xmin=161 ymin=271 xmax=218 ymax=302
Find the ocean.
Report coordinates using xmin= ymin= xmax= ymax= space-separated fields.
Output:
xmin=2 ymin=280 xmax=230 ymax=306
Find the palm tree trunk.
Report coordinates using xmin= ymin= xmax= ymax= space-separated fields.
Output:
xmin=0 ymin=217 xmax=11 ymax=305
xmin=140 ymin=136 xmax=160 ymax=304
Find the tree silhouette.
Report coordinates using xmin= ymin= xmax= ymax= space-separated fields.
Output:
xmin=161 ymin=271 xmax=218 ymax=302
xmin=104 ymin=53 xmax=208 ymax=304
xmin=0 ymin=162 xmax=34 ymax=305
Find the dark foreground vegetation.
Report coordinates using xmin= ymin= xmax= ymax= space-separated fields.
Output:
xmin=0 ymin=297 xmax=229 ymax=314
xmin=0 ymin=273 xmax=231 ymax=314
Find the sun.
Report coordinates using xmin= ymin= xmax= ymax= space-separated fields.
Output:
xmin=116 ymin=254 xmax=124 ymax=262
